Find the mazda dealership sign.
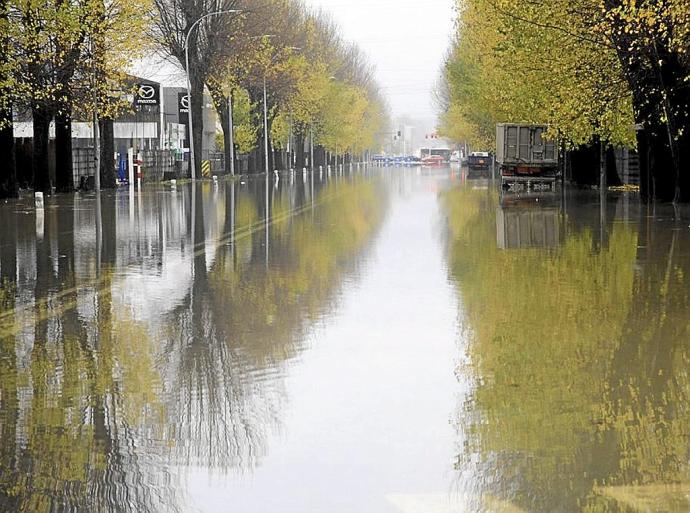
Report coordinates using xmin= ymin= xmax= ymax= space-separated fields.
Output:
xmin=178 ymin=92 xmax=189 ymax=125
xmin=134 ymin=83 xmax=160 ymax=106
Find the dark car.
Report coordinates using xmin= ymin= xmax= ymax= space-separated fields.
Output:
xmin=467 ymin=152 xmax=491 ymax=170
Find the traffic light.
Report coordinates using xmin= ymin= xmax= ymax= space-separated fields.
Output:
xmin=397 ymin=130 xmax=401 ymax=137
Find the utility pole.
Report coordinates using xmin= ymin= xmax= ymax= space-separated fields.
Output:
xmin=91 ymin=37 xmax=101 ymax=192
xmin=228 ymin=92 xmax=235 ymax=176
xmin=263 ymin=74 xmax=269 ymax=174
xmin=310 ymin=125 xmax=314 ymax=171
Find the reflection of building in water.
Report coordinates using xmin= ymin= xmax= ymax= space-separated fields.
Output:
xmin=496 ymin=200 xmax=561 ymax=249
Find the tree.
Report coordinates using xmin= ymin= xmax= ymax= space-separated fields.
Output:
xmin=0 ymin=0 xmax=17 ymax=199
xmin=440 ymin=0 xmax=690 ymax=201
xmin=598 ymin=0 xmax=690 ymax=201
xmin=7 ymin=0 xmax=149 ymax=194
xmin=203 ymin=2 xmax=389 ymax=173
xmin=151 ymin=0 xmax=242 ymax=177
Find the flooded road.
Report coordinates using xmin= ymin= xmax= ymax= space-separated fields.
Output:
xmin=1 ymin=167 xmax=690 ymax=512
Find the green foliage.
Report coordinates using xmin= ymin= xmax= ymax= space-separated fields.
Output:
xmin=214 ymin=87 xmax=257 ymax=154
xmin=204 ymin=2 xmax=389 ymax=158
xmin=231 ymin=88 xmax=258 ymax=154
xmin=438 ymin=0 xmax=649 ymax=149
xmin=6 ymin=0 xmax=151 ymax=119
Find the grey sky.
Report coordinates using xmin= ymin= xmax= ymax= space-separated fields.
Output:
xmin=302 ymin=0 xmax=456 ymax=121
xmin=133 ymin=0 xmax=456 ymax=125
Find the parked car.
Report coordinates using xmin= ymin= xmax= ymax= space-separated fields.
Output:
xmin=467 ymin=151 xmax=491 ymax=175
xmin=422 ymin=155 xmax=444 ymax=166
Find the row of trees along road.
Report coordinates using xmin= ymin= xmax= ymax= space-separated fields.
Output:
xmin=0 ymin=0 xmax=389 ymax=199
xmin=438 ymin=0 xmax=690 ymax=202
xmin=0 ymin=0 xmax=149 ymax=198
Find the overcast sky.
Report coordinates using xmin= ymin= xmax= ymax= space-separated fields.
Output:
xmin=302 ymin=0 xmax=456 ymax=123
xmin=135 ymin=0 xmax=456 ymax=126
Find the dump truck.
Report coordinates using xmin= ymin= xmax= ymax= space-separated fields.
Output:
xmin=496 ymin=124 xmax=558 ymax=190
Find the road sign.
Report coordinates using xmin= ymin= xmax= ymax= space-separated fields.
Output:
xmin=201 ymin=160 xmax=211 ymax=177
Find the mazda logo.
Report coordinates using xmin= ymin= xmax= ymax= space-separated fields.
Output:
xmin=180 ymin=95 xmax=189 ymax=109
xmin=138 ymin=85 xmax=156 ymax=99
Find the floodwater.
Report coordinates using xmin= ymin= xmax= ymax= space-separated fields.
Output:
xmin=0 ymin=167 xmax=689 ymax=513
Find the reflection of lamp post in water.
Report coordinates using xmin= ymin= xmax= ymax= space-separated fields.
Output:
xmin=184 ymin=9 xmax=242 ymax=180
xmin=265 ymin=171 xmax=270 ymax=265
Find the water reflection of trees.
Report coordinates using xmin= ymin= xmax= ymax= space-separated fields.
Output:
xmin=444 ymin=187 xmax=690 ymax=512
xmin=159 ymin=177 xmax=383 ymax=471
xmin=0 ymin=198 xmax=180 ymax=513
xmin=0 ymin=172 xmax=383 ymax=511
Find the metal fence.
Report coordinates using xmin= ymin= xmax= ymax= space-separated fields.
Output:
xmin=72 ymin=147 xmax=95 ymax=189
xmin=141 ymin=149 xmax=177 ymax=182
xmin=70 ymin=148 xmax=219 ymax=186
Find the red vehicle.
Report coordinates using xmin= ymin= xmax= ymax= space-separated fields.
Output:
xmin=422 ymin=155 xmax=444 ymax=166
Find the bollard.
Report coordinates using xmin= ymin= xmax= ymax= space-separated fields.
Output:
xmin=35 ymin=192 xmax=44 ymax=241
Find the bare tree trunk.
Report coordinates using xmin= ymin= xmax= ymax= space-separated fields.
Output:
xmin=0 ymin=100 xmax=17 ymax=199
xmin=54 ymin=105 xmax=73 ymax=192
xmin=100 ymin=118 xmax=116 ymax=187
xmin=32 ymin=105 xmax=52 ymax=194
xmin=207 ymin=82 xmax=233 ymax=175
xmin=605 ymin=0 xmax=690 ymax=201
xmin=295 ymin=133 xmax=305 ymax=168
xmin=190 ymin=76 xmax=204 ymax=178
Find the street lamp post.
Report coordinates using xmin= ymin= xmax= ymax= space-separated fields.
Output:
xmin=310 ymin=125 xmax=314 ymax=171
xmin=228 ymin=92 xmax=235 ymax=176
xmin=263 ymin=73 xmax=269 ymax=174
xmin=184 ymin=9 xmax=241 ymax=180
